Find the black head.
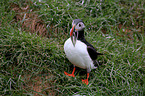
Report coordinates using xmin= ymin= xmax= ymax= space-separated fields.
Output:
xmin=70 ymin=19 xmax=85 ymax=46
xmin=72 ymin=19 xmax=85 ymax=32
xmin=72 ymin=19 xmax=83 ymax=25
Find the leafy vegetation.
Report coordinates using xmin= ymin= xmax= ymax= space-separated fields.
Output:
xmin=0 ymin=0 xmax=144 ymax=95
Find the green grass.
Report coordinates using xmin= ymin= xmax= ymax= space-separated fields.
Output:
xmin=0 ymin=0 xmax=145 ymax=95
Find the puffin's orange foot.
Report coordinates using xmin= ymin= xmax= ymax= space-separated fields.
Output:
xmin=82 ymin=79 xmax=88 ymax=85
xmin=64 ymin=71 xmax=75 ymax=77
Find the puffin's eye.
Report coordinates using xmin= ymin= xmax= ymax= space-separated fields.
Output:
xmin=79 ymin=24 xmax=81 ymax=27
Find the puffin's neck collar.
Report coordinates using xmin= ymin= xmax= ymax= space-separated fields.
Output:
xmin=77 ymin=30 xmax=85 ymax=40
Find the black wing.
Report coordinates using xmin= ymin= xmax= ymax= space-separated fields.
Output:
xmin=87 ymin=46 xmax=103 ymax=60
xmin=80 ymin=38 xmax=103 ymax=60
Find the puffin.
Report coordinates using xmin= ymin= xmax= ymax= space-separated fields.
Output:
xmin=64 ymin=19 xmax=103 ymax=85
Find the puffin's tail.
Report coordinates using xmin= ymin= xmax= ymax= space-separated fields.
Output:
xmin=93 ymin=60 xmax=103 ymax=67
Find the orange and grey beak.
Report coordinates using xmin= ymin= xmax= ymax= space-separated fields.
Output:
xmin=70 ymin=25 xmax=75 ymax=37
xmin=70 ymin=25 xmax=77 ymax=47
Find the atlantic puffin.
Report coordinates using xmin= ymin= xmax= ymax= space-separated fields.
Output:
xmin=64 ymin=19 xmax=103 ymax=85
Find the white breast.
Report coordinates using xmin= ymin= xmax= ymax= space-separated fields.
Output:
xmin=64 ymin=38 xmax=95 ymax=69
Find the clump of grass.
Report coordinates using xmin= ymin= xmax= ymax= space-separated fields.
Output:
xmin=36 ymin=0 xmax=144 ymax=36
xmin=0 ymin=0 xmax=144 ymax=95
xmin=0 ymin=24 xmax=64 ymax=95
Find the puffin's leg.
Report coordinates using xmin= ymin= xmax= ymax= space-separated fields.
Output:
xmin=82 ymin=73 xmax=89 ymax=85
xmin=82 ymin=68 xmax=91 ymax=85
xmin=64 ymin=65 xmax=75 ymax=77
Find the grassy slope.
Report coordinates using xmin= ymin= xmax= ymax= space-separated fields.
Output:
xmin=0 ymin=0 xmax=145 ymax=95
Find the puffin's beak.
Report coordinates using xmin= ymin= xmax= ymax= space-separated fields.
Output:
xmin=70 ymin=25 xmax=77 ymax=47
xmin=70 ymin=25 xmax=75 ymax=37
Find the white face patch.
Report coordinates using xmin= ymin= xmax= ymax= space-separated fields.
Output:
xmin=75 ymin=22 xmax=85 ymax=31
